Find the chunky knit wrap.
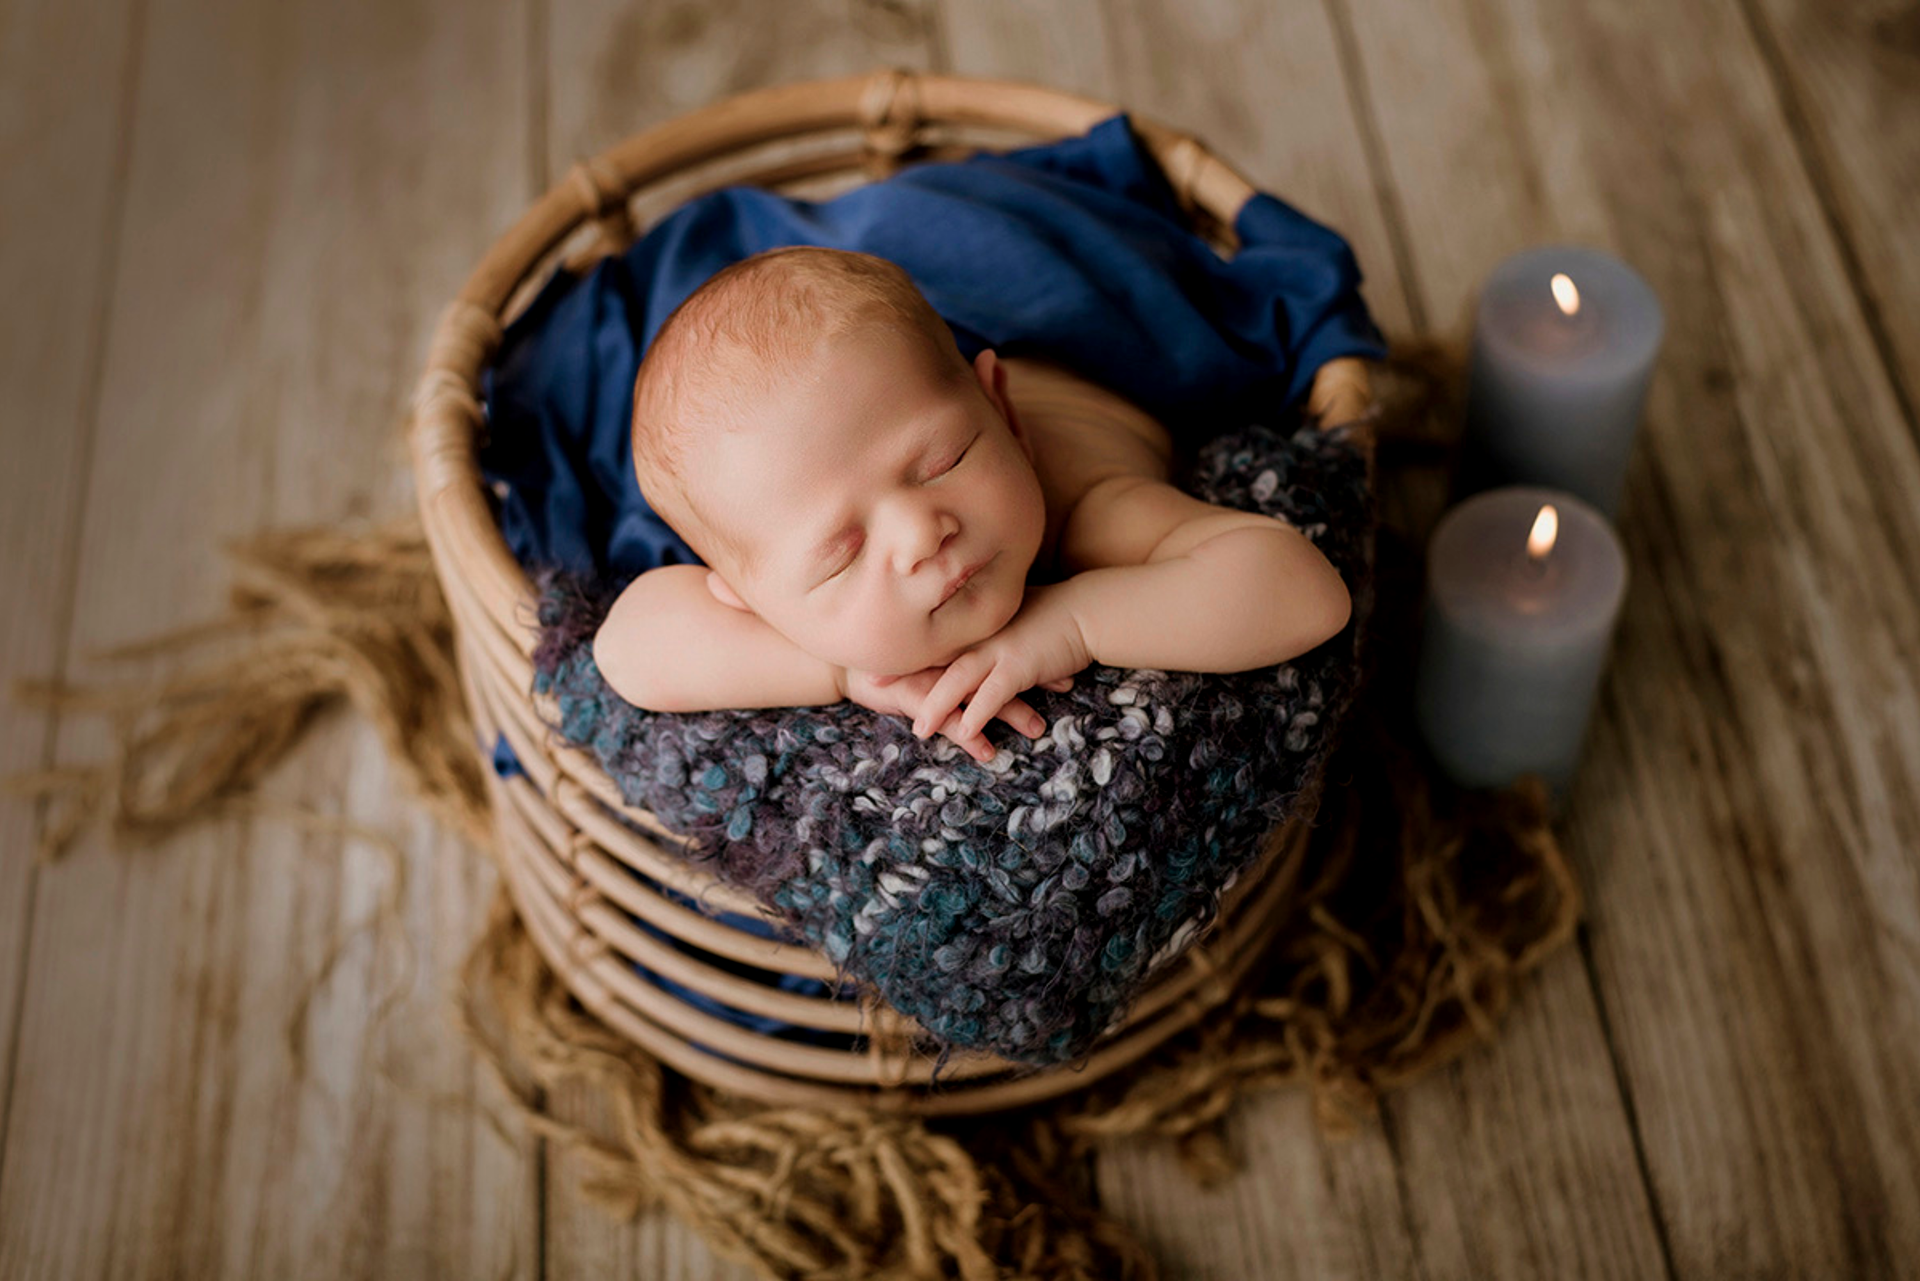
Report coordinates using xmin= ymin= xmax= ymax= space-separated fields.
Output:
xmin=529 ymin=419 xmax=1374 ymax=1066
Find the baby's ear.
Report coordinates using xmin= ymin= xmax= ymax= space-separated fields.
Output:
xmin=972 ymin=348 xmax=1008 ymax=408
xmin=705 ymin=569 xmax=753 ymax=613
xmin=974 ymin=348 xmax=1033 ymax=462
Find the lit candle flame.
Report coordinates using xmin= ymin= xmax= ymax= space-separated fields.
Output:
xmin=1527 ymin=505 xmax=1559 ymax=559
xmin=1550 ymin=273 xmax=1581 ymax=316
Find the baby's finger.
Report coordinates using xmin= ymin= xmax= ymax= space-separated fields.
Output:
xmin=1040 ymin=677 xmax=1075 ymax=693
xmin=935 ymin=713 xmax=995 ymax=762
xmin=914 ymin=658 xmax=987 ymax=738
xmin=992 ymin=696 xmax=1045 ymax=739
xmin=959 ymin=667 xmax=1023 ymax=741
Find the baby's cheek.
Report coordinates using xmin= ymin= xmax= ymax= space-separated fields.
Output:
xmin=850 ymin=614 xmax=939 ymax=675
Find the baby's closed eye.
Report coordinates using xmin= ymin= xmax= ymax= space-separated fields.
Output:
xmin=824 ymin=543 xmax=859 ymax=579
xmin=816 ymin=436 xmax=976 ymax=584
xmin=930 ymin=439 xmax=972 ymax=476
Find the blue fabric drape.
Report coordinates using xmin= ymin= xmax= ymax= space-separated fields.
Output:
xmin=479 ymin=113 xmax=1386 ymax=579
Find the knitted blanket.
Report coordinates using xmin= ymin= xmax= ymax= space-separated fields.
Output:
xmin=530 ymin=419 xmax=1374 ymax=1066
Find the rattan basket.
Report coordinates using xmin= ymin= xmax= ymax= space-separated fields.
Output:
xmin=407 ymin=70 xmax=1376 ymax=1115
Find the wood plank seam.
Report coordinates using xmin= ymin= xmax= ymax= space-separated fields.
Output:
xmin=1728 ymin=0 xmax=1920 ymax=455
xmin=1372 ymin=1102 xmax=1436 ymax=1276
xmin=1321 ymin=0 xmax=1433 ymax=334
xmin=0 ymin=0 xmax=151 ymax=1198
xmin=1577 ymin=926 xmax=1680 ymax=1281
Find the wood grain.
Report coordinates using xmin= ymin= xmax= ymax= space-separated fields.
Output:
xmin=0 ymin=0 xmax=539 ymax=1275
xmin=1341 ymin=0 xmax=1920 ymax=1274
xmin=1740 ymin=0 xmax=1920 ymax=438
xmin=0 ymin=0 xmax=141 ymax=1217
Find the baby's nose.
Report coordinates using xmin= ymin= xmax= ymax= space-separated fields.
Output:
xmin=891 ymin=511 xmax=957 ymax=575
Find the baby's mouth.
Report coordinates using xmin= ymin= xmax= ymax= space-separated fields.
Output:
xmin=934 ymin=555 xmax=993 ymax=612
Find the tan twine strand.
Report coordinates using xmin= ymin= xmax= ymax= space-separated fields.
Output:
xmin=5 ymin=341 xmax=1580 ymax=1280
xmin=5 ymin=517 xmax=493 ymax=862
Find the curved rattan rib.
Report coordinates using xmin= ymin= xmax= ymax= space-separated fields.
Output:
xmin=411 ymin=70 xmax=1376 ymax=1111
xmin=471 ymin=665 xmax=842 ymax=980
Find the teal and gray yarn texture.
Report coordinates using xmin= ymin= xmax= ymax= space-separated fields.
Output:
xmin=530 ymin=420 xmax=1375 ymax=1067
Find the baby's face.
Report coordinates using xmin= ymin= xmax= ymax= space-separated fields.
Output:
xmin=690 ymin=327 xmax=1046 ymax=676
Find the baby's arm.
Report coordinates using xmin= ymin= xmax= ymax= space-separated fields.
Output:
xmin=914 ymin=479 xmax=1351 ymax=740
xmin=592 ymin=566 xmax=1055 ymax=761
xmin=1055 ymin=479 xmax=1351 ymax=671
xmin=593 ymin=565 xmax=843 ymax=713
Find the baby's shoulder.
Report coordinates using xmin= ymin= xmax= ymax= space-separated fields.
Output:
xmin=1002 ymin=357 xmax=1189 ymax=579
xmin=1004 ymin=357 xmax=1172 ymax=493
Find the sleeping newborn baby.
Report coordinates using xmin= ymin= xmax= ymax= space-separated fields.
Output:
xmin=592 ymin=245 xmax=1355 ymax=763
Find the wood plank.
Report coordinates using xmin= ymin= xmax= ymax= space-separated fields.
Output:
xmin=1741 ymin=0 xmax=1920 ymax=434
xmin=1100 ymin=0 xmax=1421 ymax=341
xmin=1097 ymin=1091 xmax=1421 ymax=1281
xmin=0 ymin=0 xmax=140 ymax=1196
xmin=0 ymin=0 xmax=541 ymax=1275
xmin=536 ymin=1 xmax=939 ymax=1274
xmin=1342 ymin=0 xmax=1920 ymax=1274
xmin=1380 ymin=961 xmax=1669 ymax=1280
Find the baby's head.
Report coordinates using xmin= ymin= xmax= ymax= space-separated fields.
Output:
xmin=632 ymin=247 xmax=1046 ymax=676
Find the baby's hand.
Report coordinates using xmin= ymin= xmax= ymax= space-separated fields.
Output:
xmin=841 ymin=666 xmax=1062 ymax=763
xmin=913 ymin=585 xmax=1091 ymax=744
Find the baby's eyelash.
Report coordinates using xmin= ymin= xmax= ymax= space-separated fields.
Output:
xmin=936 ymin=440 xmax=975 ymax=475
xmin=825 ymin=537 xmax=861 ymax=579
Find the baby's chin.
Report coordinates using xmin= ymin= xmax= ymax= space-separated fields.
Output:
xmin=900 ymin=598 xmax=1024 ymax=673
xmin=850 ymin=556 xmax=1033 ymax=675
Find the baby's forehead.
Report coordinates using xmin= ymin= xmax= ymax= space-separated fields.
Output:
xmin=688 ymin=388 xmax=943 ymax=535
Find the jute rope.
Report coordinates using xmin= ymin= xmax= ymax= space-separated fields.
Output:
xmin=5 ymin=341 xmax=1579 ymax=1280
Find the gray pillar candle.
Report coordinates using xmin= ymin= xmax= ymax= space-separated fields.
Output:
xmin=1455 ymin=245 xmax=1665 ymax=520
xmin=1415 ymin=486 xmax=1628 ymax=803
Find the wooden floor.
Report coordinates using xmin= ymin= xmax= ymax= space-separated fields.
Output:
xmin=4 ymin=0 xmax=1917 ymax=1276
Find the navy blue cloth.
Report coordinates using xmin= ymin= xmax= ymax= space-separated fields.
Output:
xmin=480 ymin=113 xmax=1386 ymax=579
xmin=489 ymin=733 xmax=527 ymax=781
